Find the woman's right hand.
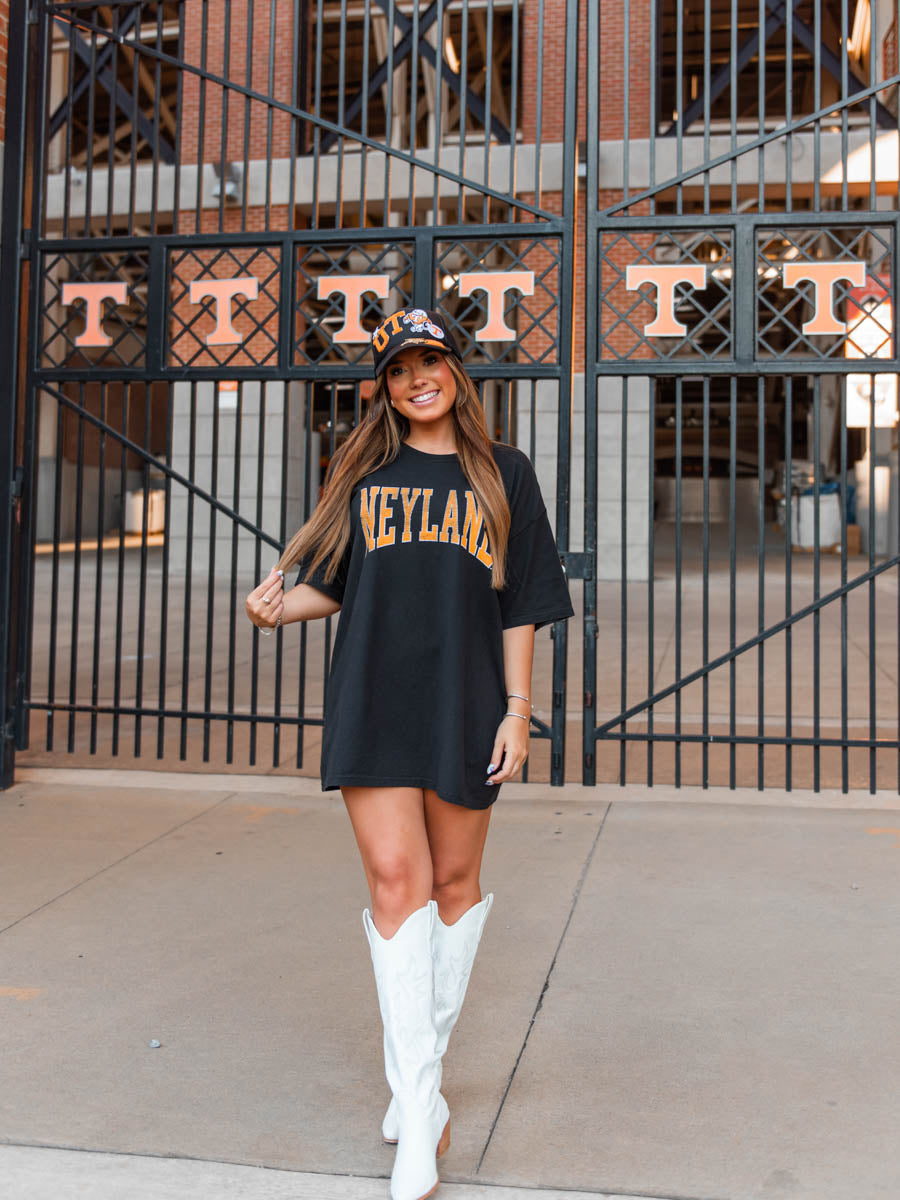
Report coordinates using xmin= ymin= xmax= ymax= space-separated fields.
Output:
xmin=246 ymin=566 xmax=284 ymax=631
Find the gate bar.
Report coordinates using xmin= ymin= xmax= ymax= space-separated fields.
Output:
xmin=0 ymin=0 xmax=33 ymax=788
xmin=547 ymin=0 xmax=580 ymax=785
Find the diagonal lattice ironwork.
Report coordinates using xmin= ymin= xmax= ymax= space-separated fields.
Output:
xmin=168 ymin=246 xmax=281 ymax=369
xmin=600 ymin=230 xmax=733 ymax=362
xmin=434 ymin=238 xmax=562 ymax=366
xmin=756 ymin=226 xmax=894 ymax=360
xmin=295 ymin=242 xmax=415 ymax=366
xmin=39 ymin=249 xmax=151 ymax=370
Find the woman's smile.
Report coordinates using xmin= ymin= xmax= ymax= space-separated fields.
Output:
xmin=409 ymin=388 xmax=440 ymax=406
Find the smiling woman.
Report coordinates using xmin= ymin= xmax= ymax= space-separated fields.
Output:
xmin=244 ymin=304 xmax=573 ymax=1200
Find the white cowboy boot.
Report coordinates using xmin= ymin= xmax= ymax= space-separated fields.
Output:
xmin=363 ymin=900 xmax=451 ymax=1200
xmin=381 ymin=893 xmax=494 ymax=1145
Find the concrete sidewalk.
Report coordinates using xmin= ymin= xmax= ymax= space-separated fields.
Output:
xmin=1 ymin=769 xmax=899 ymax=1200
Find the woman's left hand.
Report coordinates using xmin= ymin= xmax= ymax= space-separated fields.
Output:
xmin=485 ymin=714 xmax=530 ymax=785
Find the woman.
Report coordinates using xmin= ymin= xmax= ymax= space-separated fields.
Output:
xmin=246 ymin=306 xmax=573 ymax=1200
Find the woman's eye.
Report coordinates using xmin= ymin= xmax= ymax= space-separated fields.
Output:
xmin=424 ymin=354 xmax=438 ymax=364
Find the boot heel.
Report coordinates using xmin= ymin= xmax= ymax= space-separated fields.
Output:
xmin=436 ymin=1116 xmax=451 ymax=1158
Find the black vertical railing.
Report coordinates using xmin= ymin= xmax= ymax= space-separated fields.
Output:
xmin=586 ymin=0 xmax=900 ymax=793
xmin=8 ymin=0 xmax=574 ymax=785
xmin=8 ymin=0 xmax=900 ymax=793
xmin=0 ymin=0 xmax=33 ymax=786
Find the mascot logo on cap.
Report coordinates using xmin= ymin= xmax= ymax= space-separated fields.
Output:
xmin=403 ymin=309 xmax=445 ymax=340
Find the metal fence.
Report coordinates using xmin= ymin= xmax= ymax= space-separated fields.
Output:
xmin=1 ymin=0 xmax=898 ymax=792
xmin=0 ymin=0 xmax=577 ymax=785
xmin=584 ymin=0 xmax=900 ymax=792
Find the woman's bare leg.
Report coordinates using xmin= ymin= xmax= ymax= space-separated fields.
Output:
xmin=423 ymin=789 xmax=492 ymax=925
xmin=341 ymin=785 xmax=433 ymax=938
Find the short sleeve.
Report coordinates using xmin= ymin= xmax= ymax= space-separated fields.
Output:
xmin=497 ymin=455 xmax=575 ymax=631
xmin=294 ymin=536 xmax=351 ymax=604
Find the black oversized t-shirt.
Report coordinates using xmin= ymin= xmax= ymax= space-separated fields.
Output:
xmin=295 ymin=440 xmax=574 ymax=809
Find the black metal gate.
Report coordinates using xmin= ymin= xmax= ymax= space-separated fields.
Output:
xmin=2 ymin=0 xmax=898 ymax=792
xmin=583 ymin=0 xmax=900 ymax=792
xmin=0 ymin=0 xmax=578 ymax=785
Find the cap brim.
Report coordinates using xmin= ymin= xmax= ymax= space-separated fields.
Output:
xmin=374 ymin=338 xmax=457 ymax=378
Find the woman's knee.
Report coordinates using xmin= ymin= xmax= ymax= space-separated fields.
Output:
xmin=431 ymin=864 xmax=479 ymax=910
xmin=369 ymin=854 xmax=432 ymax=910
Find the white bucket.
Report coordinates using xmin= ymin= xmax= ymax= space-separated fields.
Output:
xmin=791 ymin=491 xmax=841 ymax=548
xmin=124 ymin=489 xmax=166 ymax=535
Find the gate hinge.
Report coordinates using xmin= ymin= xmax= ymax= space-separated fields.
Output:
xmin=552 ymin=751 xmax=561 ymax=772
xmin=20 ymin=230 xmax=32 ymax=260
xmin=27 ymin=8 xmax=39 ymax=25
xmin=585 ymin=752 xmax=594 ymax=769
xmin=584 ymin=690 xmax=593 ymax=709
xmin=10 ymin=466 xmax=24 ymax=501
xmin=559 ymin=551 xmax=593 ymax=580
xmin=553 ymin=689 xmax=563 ymax=709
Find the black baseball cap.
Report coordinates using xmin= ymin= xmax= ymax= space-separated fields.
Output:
xmin=371 ymin=307 xmax=461 ymax=378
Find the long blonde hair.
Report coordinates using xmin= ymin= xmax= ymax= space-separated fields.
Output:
xmin=278 ymin=356 xmax=513 ymax=590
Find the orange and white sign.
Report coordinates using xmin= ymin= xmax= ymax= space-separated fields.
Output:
xmin=188 ymin=276 xmax=259 ymax=345
xmin=318 ymin=275 xmax=391 ymax=343
xmin=782 ymin=260 xmax=867 ymax=335
xmin=60 ymin=281 xmax=128 ymax=347
xmin=624 ymin=264 xmax=707 ymax=337
xmin=457 ymin=271 xmax=535 ymax=341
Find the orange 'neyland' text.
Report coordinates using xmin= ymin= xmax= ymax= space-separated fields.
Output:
xmin=358 ymin=485 xmax=493 ymax=568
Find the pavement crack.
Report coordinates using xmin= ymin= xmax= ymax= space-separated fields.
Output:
xmin=475 ymin=801 xmax=613 ymax=1174
xmin=0 ymin=793 xmax=235 ymax=937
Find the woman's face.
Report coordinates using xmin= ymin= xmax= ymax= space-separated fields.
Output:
xmin=384 ymin=347 xmax=457 ymax=431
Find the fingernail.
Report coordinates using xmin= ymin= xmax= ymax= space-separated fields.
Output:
xmin=276 ymin=569 xmax=284 ymax=577
xmin=487 ymin=764 xmax=496 ymax=773
xmin=486 ymin=779 xmax=494 ymax=786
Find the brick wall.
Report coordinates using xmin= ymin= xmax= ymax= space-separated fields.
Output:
xmin=522 ymin=0 xmax=652 ymax=144
xmin=179 ymin=0 xmax=296 ymax=177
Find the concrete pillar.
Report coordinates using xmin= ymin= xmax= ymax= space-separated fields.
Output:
xmin=515 ymin=374 xmax=651 ymax=581
xmin=167 ymin=380 xmax=313 ymax=580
